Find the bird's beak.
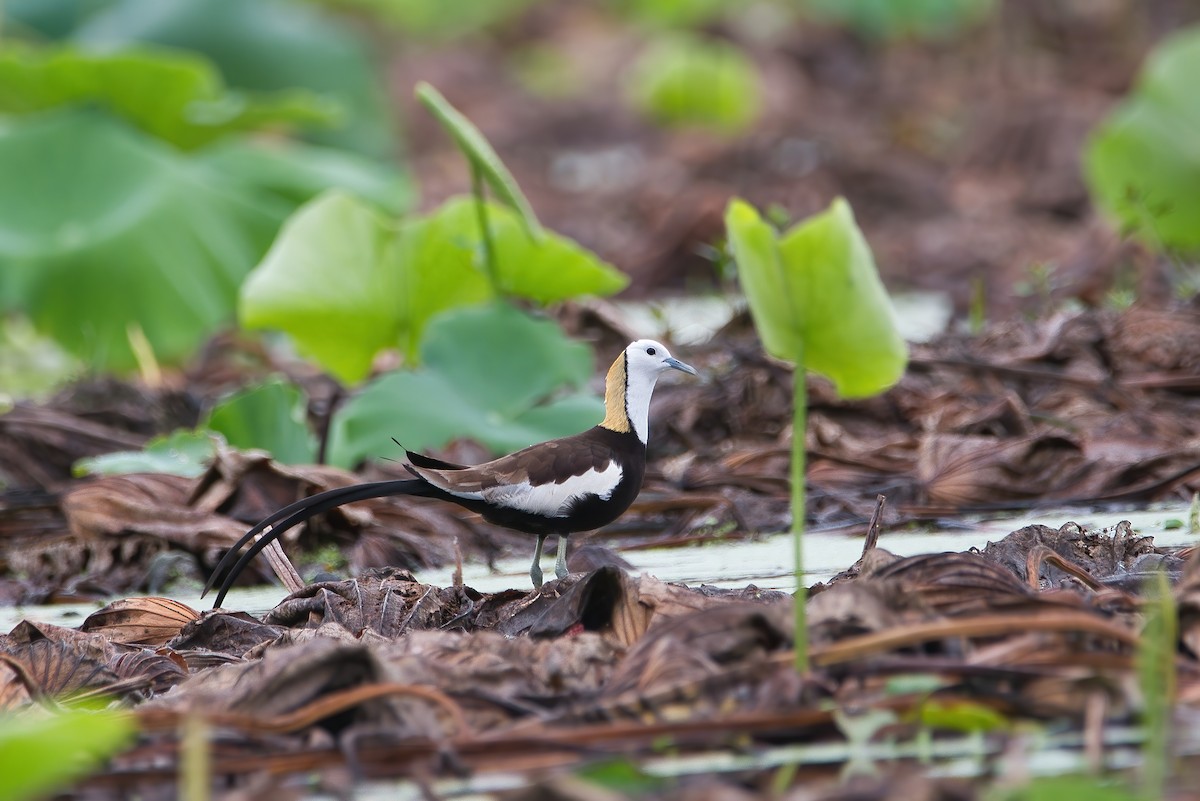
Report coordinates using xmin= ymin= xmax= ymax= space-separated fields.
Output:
xmin=665 ymin=357 xmax=698 ymax=376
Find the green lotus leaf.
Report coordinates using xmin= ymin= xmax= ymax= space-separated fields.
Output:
xmin=199 ymin=138 xmax=415 ymax=217
xmin=240 ymin=192 xmax=626 ymax=384
xmin=725 ymin=197 xmax=907 ymax=398
xmin=74 ymin=430 xmax=221 ymax=478
xmin=433 ymin=197 xmax=628 ymax=304
xmin=327 ymin=303 xmax=602 ymax=466
xmin=0 ymin=45 xmax=337 ymax=150
xmin=7 ymin=0 xmax=394 ymax=158
xmin=0 ymin=109 xmax=284 ymax=370
xmin=204 ymin=379 xmax=317 ymax=465
xmin=238 ymin=191 xmax=493 ymax=383
xmin=1085 ymin=27 xmax=1200 ymax=252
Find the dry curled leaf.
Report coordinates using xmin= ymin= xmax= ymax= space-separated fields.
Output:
xmin=81 ymin=597 xmax=201 ymax=647
xmin=0 ymin=658 xmax=33 ymax=711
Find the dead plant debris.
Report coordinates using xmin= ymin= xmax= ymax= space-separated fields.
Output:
xmin=6 ymin=307 xmax=1200 ymax=604
xmin=1 ymin=520 xmax=1196 ymax=797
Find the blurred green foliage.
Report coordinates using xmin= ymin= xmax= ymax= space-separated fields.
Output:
xmin=205 ymin=378 xmax=318 ymax=465
xmin=0 ymin=709 xmax=137 ymax=801
xmin=0 ymin=45 xmax=337 ymax=149
xmin=0 ymin=106 xmax=411 ymax=372
xmin=239 ymin=191 xmax=626 ymax=384
xmin=199 ymin=139 xmax=413 ymax=217
xmin=1086 ymin=26 xmax=1200 ymax=254
xmin=626 ymin=34 xmax=761 ymax=135
xmin=803 ymin=0 xmax=995 ymax=40
xmin=609 ymin=0 xmax=741 ymax=28
xmin=320 ymin=0 xmax=539 ymax=41
xmin=0 ymin=0 xmax=413 ymax=374
xmin=328 ymin=302 xmax=603 ymax=466
xmin=0 ymin=109 xmax=283 ymax=370
xmin=5 ymin=0 xmax=395 ymax=158
xmin=76 ymin=429 xmax=220 ymax=477
xmin=986 ymin=776 xmax=1138 ymax=801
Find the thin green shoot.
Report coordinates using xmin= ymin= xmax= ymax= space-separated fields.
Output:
xmin=471 ymin=163 xmax=499 ymax=286
xmin=1137 ymin=569 xmax=1176 ymax=800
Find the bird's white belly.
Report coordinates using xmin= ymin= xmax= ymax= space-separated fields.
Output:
xmin=449 ymin=462 xmax=624 ymax=517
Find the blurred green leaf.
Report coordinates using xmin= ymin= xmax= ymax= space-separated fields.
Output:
xmin=609 ymin=0 xmax=740 ymax=27
xmin=6 ymin=0 xmax=395 ymax=158
xmin=239 ymin=192 xmax=625 ymax=384
xmin=803 ymin=0 xmax=995 ymax=40
xmin=574 ymin=759 xmax=667 ymax=794
xmin=0 ymin=315 xmax=79 ymax=402
xmin=200 ymin=139 xmax=415 ymax=217
xmin=239 ymin=191 xmax=491 ymax=384
xmin=0 ymin=709 xmax=137 ymax=801
xmin=883 ymin=673 xmax=946 ymax=696
xmin=327 ymin=303 xmax=602 ymax=466
xmin=1 ymin=0 xmax=111 ymax=39
xmin=74 ymin=430 xmax=220 ymax=478
xmin=416 ymin=82 xmax=543 ymax=240
xmin=0 ymin=109 xmax=283 ymax=370
xmin=913 ymin=699 xmax=1008 ymax=733
xmin=627 ymin=34 xmax=761 ymax=135
xmin=986 ymin=775 xmax=1138 ymax=801
xmin=0 ymin=45 xmax=337 ymax=150
xmin=725 ymin=197 xmax=907 ymax=398
xmin=205 ymin=379 xmax=317 ymax=465
xmin=434 ymin=197 xmax=628 ymax=303
xmin=1085 ymin=26 xmax=1200 ymax=253
xmin=318 ymin=0 xmax=538 ymax=40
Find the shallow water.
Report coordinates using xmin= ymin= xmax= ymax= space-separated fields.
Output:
xmin=2 ymin=502 xmax=1193 ymax=631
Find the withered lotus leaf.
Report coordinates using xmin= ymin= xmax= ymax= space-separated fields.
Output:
xmin=81 ymin=597 xmax=201 ymax=647
xmin=0 ymin=658 xmax=34 ymax=711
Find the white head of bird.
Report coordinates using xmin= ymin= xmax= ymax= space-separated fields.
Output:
xmin=602 ymin=339 xmax=697 ymax=444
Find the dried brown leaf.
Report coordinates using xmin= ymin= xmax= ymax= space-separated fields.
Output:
xmin=81 ymin=596 xmax=201 ymax=647
xmin=63 ymin=473 xmax=246 ymax=551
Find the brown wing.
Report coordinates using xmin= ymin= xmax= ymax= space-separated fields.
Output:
xmin=406 ymin=429 xmax=620 ymax=496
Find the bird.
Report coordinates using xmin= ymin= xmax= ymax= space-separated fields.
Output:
xmin=204 ymin=339 xmax=697 ymax=607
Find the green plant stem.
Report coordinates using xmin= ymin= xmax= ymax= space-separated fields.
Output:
xmin=1139 ymin=570 xmax=1176 ymax=801
xmin=470 ymin=162 xmax=498 ymax=287
xmin=792 ymin=363 xmax=808 ymax=673
xmin=179 ymin=714 xmax=211 ymax=801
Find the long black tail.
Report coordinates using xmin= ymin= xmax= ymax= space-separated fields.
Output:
xmin=204 ymin=479 xmax=433 ymax=608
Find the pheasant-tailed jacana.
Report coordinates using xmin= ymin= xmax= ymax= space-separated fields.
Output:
xmin=204 ymin=339 xmax=696 ymax=606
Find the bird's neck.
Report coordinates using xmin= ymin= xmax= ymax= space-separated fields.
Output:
xmin=600 ymin=352 xmax=652 ymax=444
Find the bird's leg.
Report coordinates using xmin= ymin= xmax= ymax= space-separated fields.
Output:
xmin=554 ymin=535 xmax=569 ymax=580
xmin=530 ymin=533 xmax=547 ymax=589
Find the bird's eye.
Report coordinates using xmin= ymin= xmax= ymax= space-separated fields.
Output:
xmin=646 ymin=347 xmax=656 ymax=356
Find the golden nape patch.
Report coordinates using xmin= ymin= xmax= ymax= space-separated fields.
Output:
xmin=600 ymin=353 xmax=631 ymax=433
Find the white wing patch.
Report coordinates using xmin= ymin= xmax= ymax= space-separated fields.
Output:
xmin=442 ymin=462 xmax=624 ymax=517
